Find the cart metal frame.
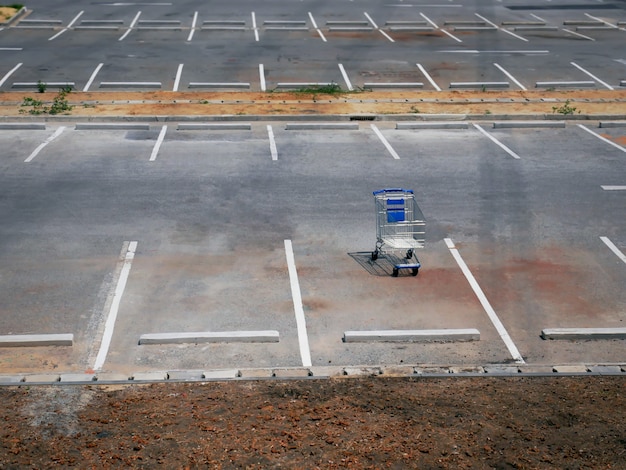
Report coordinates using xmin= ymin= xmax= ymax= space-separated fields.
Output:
xmin=371 ymin=188 xmax=425 ymax=277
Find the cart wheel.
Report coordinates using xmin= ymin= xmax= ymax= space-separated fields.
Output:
xmin=392 ymin=268 xmax=399 ymax=277
xmin=371 ymin=251 xmax=378 ymax=261
xmin=411 ymin=268 xmax=419 ymax=276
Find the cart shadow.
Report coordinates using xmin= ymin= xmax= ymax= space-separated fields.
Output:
xmin=348 ymin=252 xmax=413 ymax=277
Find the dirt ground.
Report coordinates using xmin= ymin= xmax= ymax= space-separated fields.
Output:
xmin=0 ymin=376 xmax=624 ymax=468
xmin=2 ymin=89 xmax=626 ymax=118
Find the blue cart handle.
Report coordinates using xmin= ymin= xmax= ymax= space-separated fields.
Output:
xmin=373 ymin=188 xmax=414 ymax=195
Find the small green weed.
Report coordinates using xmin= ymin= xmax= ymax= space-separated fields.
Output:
xmin=552 ymin=99 xmax=579 ymax=115
xmin=37 ymin=80 xmax=46 ymax=93
xmin=20 ymin=88 xmax=74 ymax=115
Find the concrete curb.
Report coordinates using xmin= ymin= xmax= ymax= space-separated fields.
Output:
xmin=343 ymin=329 xmax=480 ymax=343
xmin=138 ymin=330 xmax=280 ymax=345
xmin=541 ymin=328 xmax=626 ymax=340
xmin=176 ymin=123 xmax=252 ymax=130
xmin=3 ymin=363 xmax=625 ymax=385
xmin=492 ymin=120 xmax=566 ymax=128
xmin=0 ymin=122 xmax=46 ymax=130
xmin=75 ymin=123 xmax=151 ymax=130
xmin=285 ymin=122 xmax=359 ymax=130
xmin=0 ymin=334 xmax=73 ymax=347
xmin=396 ymin=122 xmax=468 ymax=129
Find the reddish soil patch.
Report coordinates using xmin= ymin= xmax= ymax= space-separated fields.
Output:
xmin=0 ymin=377 xmax=624 ymax=468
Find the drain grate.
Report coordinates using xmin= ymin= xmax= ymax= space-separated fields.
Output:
xmin=350 ymin=115 xmax=376 ymax=121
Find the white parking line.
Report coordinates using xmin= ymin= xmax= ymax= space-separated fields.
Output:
xmin=577 ymin=124 xmax=626 ymax=153
xmin=149 ymin=125 xmax=167 ymax=161
xmin=49 ymin=10 xmax=84 ymax=41
xmin=563 ymin=29 xmax=595 ymax=41
xmin=420 ymin=12 xmax=462 ymax=42
xmin=172 ymin=63 xmax=183 ymax=91
xmin=445 ymin=238 xmax=525 ymax=364
xmin=259 ymin=63 xmax=266 ymax=91
xmin=308 ymin=12 xmax=326 ymax=42
xmin=473 ymin=123 xmax=521 ymax=159
xmin=371 ymin=124 xmax=400 ymax=160
xmin=187 ymin=11 xmax=197 ymax=41
xmin=338 ymin=63 xmax=353 ymax=91
xmin=83 ymin=63 xmax=104 ymax=91
xmin=284 ymin=240 xmax=312 ymax=367
xmin=0 ymin=62 xmax=22 ymax=88
xmin=601 ymin=185 xmax=626 ymax=191
xmin=416 ymin=63 xmax=441 ymax=91
xmin=252 ymin=12 xmax=259 ymax=41
xmin=364 ymin=11 xmax=394 ymax=42
xmin=267 ymin=125 xmax=278 ymax=161
xmin=119 ymin=11 xmax=141 ymax=41
xmin=93 ymin=241 xmax=138 ymax=371
xmin=585 ymin=12 xmax=625 ymax=31
xmin=476 ymin=12 xmax=528 ymax=42
xmin=24 ymin=126 xmax=66 ymax=163
xmin=570 ymin=61 xmax=613 ymax=90
xmin=493 ymin=63 xmax=526 ymax=90
xmin=600 ymin=237 xmax=626 ymax=265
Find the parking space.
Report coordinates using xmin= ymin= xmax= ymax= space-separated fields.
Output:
xmin=0 ymin=121 xmax=624 ymax=375
xmin=0 ymin=1 xmax=624 ymax=92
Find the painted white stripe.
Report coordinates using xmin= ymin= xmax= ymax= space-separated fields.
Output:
xmin=439 ymin=27 xmax=463 ymax=43
xmin=49 ymin=10 xmax=84 ymax=40
xmin=577 ymin=124 xmax=626 ymax=153
xmin=338 ymin=63 xmax=353 ymax=91
xmin=259 ymin=63 xmax=266 ymax=91
xmin=187 ymin=11 xmax=197 ymax=41
xmin=600 ymin=236 xmax=626 ymax=264
xmin=420 ymin=12 xmax=438 ymax=28
xmin=445 ymin=238 xmax=525 ymax=364
xmin=475 ymin=12 xmax=528 ymax=42
xmin=267 ymin=125 xmax=278 ymax=161
xmin=570 ymin=61 xmax=613 ymax=90
xmin=252 ymin=11 xmax=259 ymax=42
xmin=601 ymin=185 xmax=626 ymax=191
xmin=371 ymin=124 xmax=400 ymax=160
xmin=0 ymin=62 xmax=22 ymax=88
xmin=93 ymin=241 xmax=137 ymax=371
xmin=172 ymin=63 xmax=183 ymax=91
xmin=67 ymin=10 xmax=84 ymax=28
xmin=494 ymin=63 xmax=526 ymax=90
xmin=83 ymin=63 xmax=104 ymax=91
xmin=563 ymin=28 xmax=595 ymax=41
xmin=0 ymin=47 xmax=22 ymax=51
xmin=364 ymin=11 xmax=394 ymax=42
xmin=24 ymin=126 xmax=66 ymax=163
xmin=284 ymin=240 xmax=312 ymax=367
xmin=119 ymin=11 xmax=141 ymax=41
xmin=500 ymin=27 xmax=529 ymax=42
xmin=475 ymin=13 xmax=497 ymax=28
xmin=585 ymin=12 xmax=622 ymax=30
xmin=308 ymin=12 xmax=326 ymax=42
xmin=473 ymin=124 xmax=521 ymax=159
xmin=416 ymin=63 xmax=441 ymax=91
xmin=149 ymin=125 xmax=167 ymax=161
xmin=530 ymin=13 xmax=546 ymax=22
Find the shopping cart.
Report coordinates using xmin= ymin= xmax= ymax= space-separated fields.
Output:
xmin=371 ymin=188 xmax=425 ymax=277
